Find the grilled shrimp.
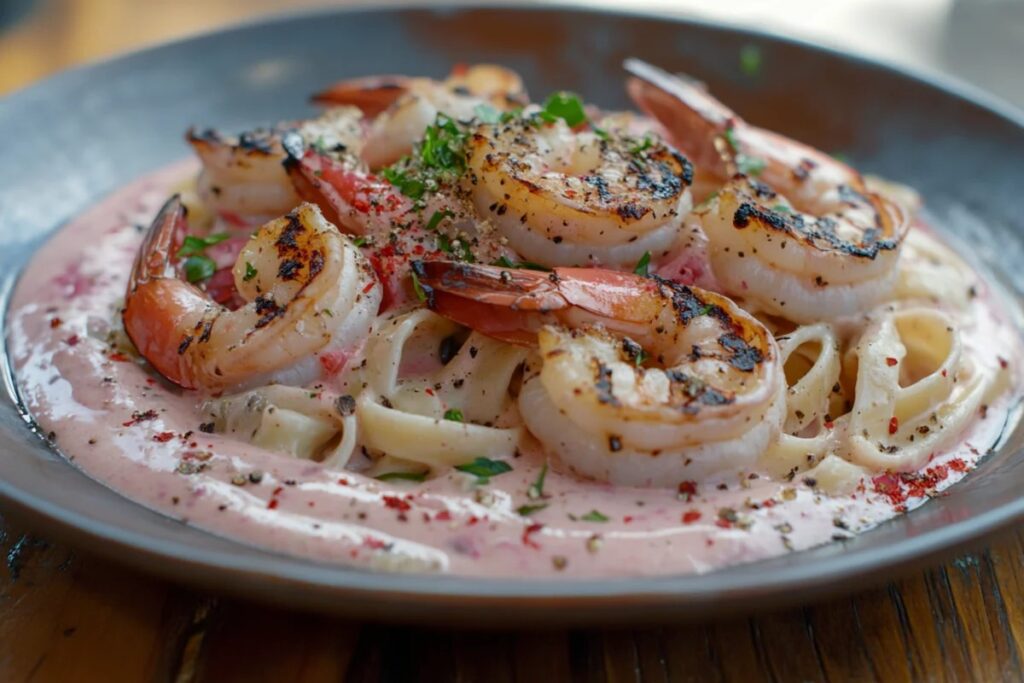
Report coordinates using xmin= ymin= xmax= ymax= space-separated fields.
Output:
xmin=626 ymin=59 xmax=909 ymax=322
xmin=314 ymin=64 xmax=526 ymax=168
xmin=123 ymin=198 xmax=380 ymax=392
xmin=186 ymin=107 xmax=365 ymax=224
xmin=417 ymin=261 xmax=784 ymax=487
xmin=465 ymin=114 xmax=695 ymax=268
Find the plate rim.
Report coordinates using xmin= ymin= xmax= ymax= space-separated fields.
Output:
xmin=3 ymin=1 xmax=1024 ymax=619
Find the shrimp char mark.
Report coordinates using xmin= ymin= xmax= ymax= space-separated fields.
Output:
xmin=416 ymin=260 xmax=785 ymax=487
xmin=123 ymin=198 xmax=381 ymax=392
xmin=625 ymin=58 xmax=909 ymax=323
xmin=466 ymin=112 xmax=695 ymax=269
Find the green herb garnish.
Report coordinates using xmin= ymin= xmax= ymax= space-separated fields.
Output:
xmin=380 ymin=166 xmax=426 ymax=200
xmin=443 ymin=408 xmax=464 ymax=422
xmin=698 ymin=303 xmax=714 ymax=316
xmin=723 ymin=127 xmax=765 ymax=177
xmin=183 ymin=255 xmax=216 ymax=283
xmin=376 ymin=471 xmax=427 ymax=483
xmin=243 ymin=261 xmax=257 ymax=282
xmin=455 ymin=457 xmax=513 ymax=483
xmin=739 ymin=44 xmax=762 ymax=77
xmin=527 ymin=462 xmax=548 ymax=500
xmin=516 ymin=503 xmax=548 ymax=517
xmin=591 ymin=125 xmax=609 ymax=140
xmin=426 ymin=209 xmax=454 ymax=231
xmin=580 ymin=510 xmax=609 ymax=522
xmin=473 ymin=103 xmax=501 ymax=124
xmin=635 ymin=349 xmax=648 ymax=367
xmin=177 ymin=233 xmax=230 ymax=258
xmin=410 ymin=270 xmax=427 ymax=302
xmin=539 ymin=91 xmax=587 ymax=127
xmin=352 ymin=236 xmax=368 ymax=247
xmin=630 ymin=136 xmax=654 ymax=155
xmin=634 ymin=251 xmax=651 ymax=276
xmin=492 ymin=256 xmax=551 ymax=271
xmin=772 ymin=203 xmax=791 ymax=214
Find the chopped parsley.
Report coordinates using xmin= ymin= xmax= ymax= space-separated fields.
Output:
xmin=633 ymin=251 xmax=651 ymax=276
xmin=177 ymin=233 xmax=230 ymax=258
xmin=443 ymin=408 xmax=464 ymax=422
xmin=437 ymin=234 xmax=475 ymax=262
xmin=410 ymin=270 xmax=427 ymax=302
xmin=772 ymin=203 xmax=791 ymax=214
xmin=527 ymin=462 xmax=548 ymax=500
xmin=183 ymin=256 xmax=216 ymax=283
xmin=380 ymin=166 xmax=426 ymax=200
xmin=243 ymin=261 xmax=257 ymax=282
xmin=580 ymin=509 xmax=609 ymax=522
xmin=455 ymin=457 xmax=513 ymax=484
xmin=630 ymin=136 xmax=654 ymax=155
xmin=426 ymin=209 xmax=454 ymax=231
xmin=376 ymin=471 xmax=427 ymax=483
xmin=538 ymin=91 xmax=587 ymax=127
xmin=698 ymin=303 xmax=714 ymax=316
xmin=635 ymin=349 xmax=648 ymax=367
xmin=739 ymin=44 xmax=763 ymax=77
xmin=492 ymin=256 xmax=550 ymax=271
xmin=473 ymin=103 xmax=501 ymax=124
xmin=352 ymin=236 xmax=368 ymax=247
xmin=516 ymin=503 xmax=548 ymax=517
xmin=381 ymin=113 xmax=469 ymax=200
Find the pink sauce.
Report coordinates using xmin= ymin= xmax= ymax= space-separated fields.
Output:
xmin=7 ymin=162 xmax=1022 ymax=577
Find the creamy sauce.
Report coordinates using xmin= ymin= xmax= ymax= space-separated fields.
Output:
xmin=7 ymin=161 xmax=1022 ymax=577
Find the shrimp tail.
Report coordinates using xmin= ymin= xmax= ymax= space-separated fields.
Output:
xmin=310 ymin=75 xmax=411 ymax=116
xmin=414 ymin=261 xmax=664 ymax=345
xmin=127 ymin=194 xmax=188 ymax=293
xmin=624 ymin=58 xmax=735 ymax=175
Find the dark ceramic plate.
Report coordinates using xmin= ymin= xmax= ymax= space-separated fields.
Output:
xmin=2 ymin=4 xmax=1024 ymax=625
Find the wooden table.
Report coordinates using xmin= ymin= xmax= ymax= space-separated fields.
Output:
xmin=3 ymin=1 xmax=1022 ymax=680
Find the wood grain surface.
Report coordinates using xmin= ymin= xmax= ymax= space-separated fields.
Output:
xmin=1 ymin=1 xmax=1020 ymax=681
xmin=2 ymin=514 xmax=1022 ymax=682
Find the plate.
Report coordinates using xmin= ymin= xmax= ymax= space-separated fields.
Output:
xmin=2 ymin=4 xmax=1024 ymax=625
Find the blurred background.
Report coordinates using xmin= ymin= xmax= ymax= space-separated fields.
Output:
xmin=1 ymin=0 xmax=1022 ymax=107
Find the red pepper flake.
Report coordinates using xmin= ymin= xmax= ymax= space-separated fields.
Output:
xmin=64 ymin=335 xmax=79 ymax=346
xmin=362 ymin=536 xmax=388 ymax=550
xmin=682 ymin=510 xmax=702 ymax=524
xmin=151 ymin=431 xmax=174 ymax=443
xmin=761 ymin=499 xmax=776 ymax=508
xmin=49 ymin=317 xmax=62 ymax=328
xmin=715 ymin=519 xmax=733 ymax=529
xmin=108 ymin=352 xmax=130 ymax=362
xmin=318 ymin=350 xmax=348 ymax=375
xmin=677 ymin=480 xmax=698 ymax=501
xmin=522 ymin=522 xmax=544 ymax=549
xmin=623 ymin=515 xmax=634 ymax=523
xmin=361 ymin=280 xmax=375 ymax=294
xmin=382 ymin=495 xmax=411 ymax=512
xmin=272 ymin=486 xmax=284 ymax=496
xmin=424 ymin=388 xmax=435 ymax=396
xmin=888 ymin=416 xmax=899 ymax=434
xmin=267 ymin=499 xmax=279 ymax=510
xmin=337 ymin=478 xmax=349 ymax=485
xmin=824 ymin=420 xmax=835 ymax=430
xmin=435 ymin=510 xmax=452 ymax=522
xmin=999 ymin=357 xmax=1009 ymax=369
xmin=941 ymin=369 xmax=948 ymax=377
xmin=886 ymin=357 xmax=898 ymax=366
xmin=872 ymin=473 xmax=905 ymax=506
xmin=948 ymin=458 xmax=968 ymax=473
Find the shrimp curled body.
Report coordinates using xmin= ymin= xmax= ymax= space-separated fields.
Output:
xmin=124 ymin=199 xmax=381 ymax=392
xmin=417 ymin=261 xmax=785 ymax=487
xmin=466 ymin=116 xmax=694 ymax=268
xmin=625 ymin=59 xmax=908 ymax=323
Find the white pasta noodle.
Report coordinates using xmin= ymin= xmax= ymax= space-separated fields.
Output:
xmin=203 ymin=384 xmax=359 ymax=467
xmin=895 ymin=228 xmax=978 ymax=309
xmin=844 ymin=306 xmax=989 ymax=472
xmin=760 ymin=323 xmax=843 ymax=479
xmin=356 ymin=308 xmax=525 ymax=469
